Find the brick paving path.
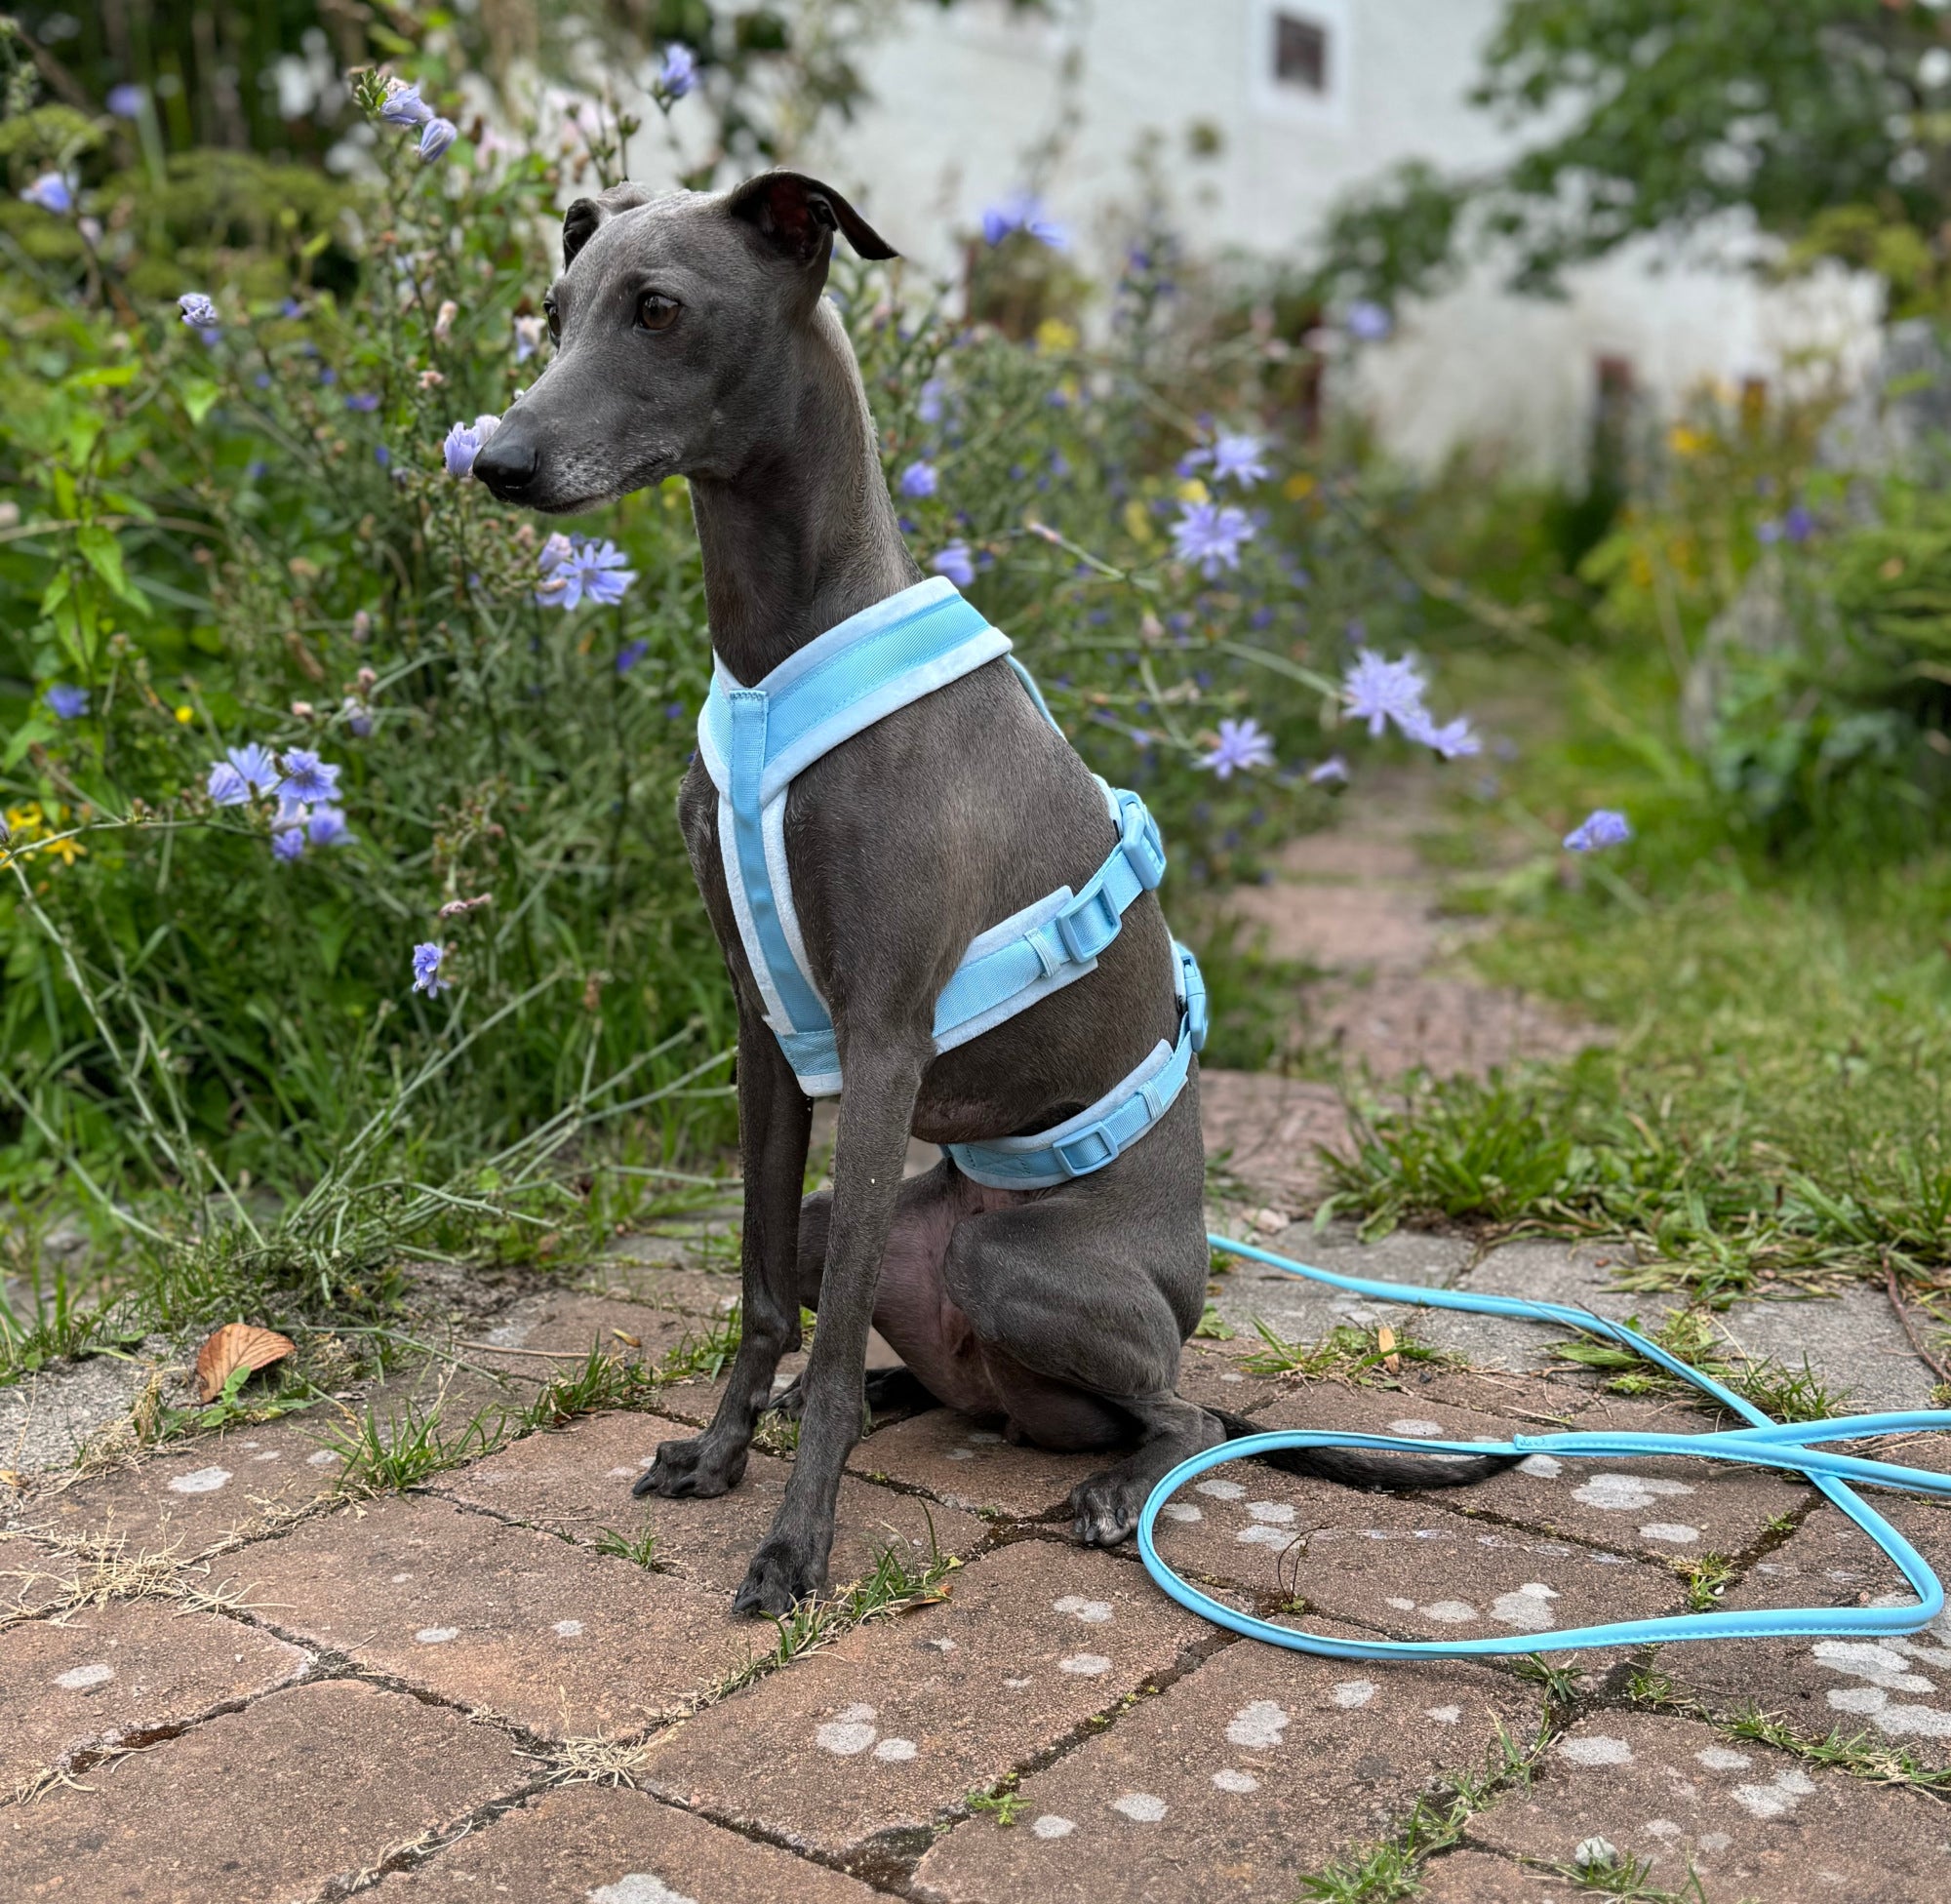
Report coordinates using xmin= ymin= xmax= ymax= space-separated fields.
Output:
xmin=6 ymin=796 xmax=1951 ymax=1900
xmin=4 ymin=1250 xmax=1949 ymax=1902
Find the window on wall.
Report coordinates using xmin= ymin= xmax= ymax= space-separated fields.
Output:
xmin=1272 ymin=11 xmax=1330 ymax=93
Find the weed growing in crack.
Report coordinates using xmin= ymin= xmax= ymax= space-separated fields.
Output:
xmin=1551 ymin=1848 xmax=1711 ymax=1900
xmin=1513 ymin=1655 xmax=1587 ymax=1708
xmin=751 ymin=1409 xmax=800 ymax=1456
xmin=1670 ymin=1553 xmax=1737 ymax=1612
xmin=967 ymin=1772 xmax=1027 ymax=1826
xmin=1240 ymin=1318 xmax=1459 ymax=1382
xmin=1297 ymin=1720 xmax=1544 ymax=1901
xmin=1549 ymin=1309 xmax=1843 ymax=1420
xmin=1622 ymin=1652 xmax=1682 ymax=1709
xmin=1724 ymin=1706 xmax=1951 ymax=1790
xmin=325 ymin=1395 xmax=514 ymax=1491
xmin=658 ymin=1304 xmax=743 ymax=1385
xmin=593 ymin=1525 xmax=660 ymax=1569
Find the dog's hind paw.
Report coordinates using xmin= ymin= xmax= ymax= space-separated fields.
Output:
xmin=632 ymin=1433 xmax=746 ymax=1499
xmin=732 ymin=1537 xmax=827 ymax=1616
xmin=1067 ymin=1475 xmax=1141 ymax=1548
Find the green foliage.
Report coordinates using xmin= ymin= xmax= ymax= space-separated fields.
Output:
xmin=1312 ymin=2 xmax=1951 ymax=306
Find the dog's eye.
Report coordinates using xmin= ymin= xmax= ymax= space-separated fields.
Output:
xmin=637 ymin=293 xmax=681 ymax=333
xmin=542 ymin=298 xmax=559 ymax=344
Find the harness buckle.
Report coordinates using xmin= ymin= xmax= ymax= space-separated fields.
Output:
xmin=1054 ymin=1122 xmax=1119 ymax=1177
xmin=1121 ymin=795 xmax=1167 ymax=892
xmin=1056 ymin=885 xmax=1122 ymax=964
xmin=1177 ymin=943 xmax=1210 ymax=1053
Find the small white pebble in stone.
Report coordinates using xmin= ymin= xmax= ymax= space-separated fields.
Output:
xmin=1212 ymin=1768 xmax=1258 ymax=1794
xmin=1245 ymin=1500 xmax=1295 ymax=1525
xmin=1558 ymin=1735 xmax=1634 ymax=1766
xmin=1226 ymin=1699 xmax=1290 ymax=1748
xmin=920 ymin=1636 xmax=959 ymax=1653
xmin=1639 ymin=1523 xmax=1700 ymax=1545
xmin=1059 ymin=1653 xmax=1111 ymax=1677
xmin=168 ymin=1465 xmax=231 ymax=1495
xmin=553 ymin=1620 xmax=583 ymax=1638
xmin=306 ymin=1449 xmax=341 ymax=1467
xmin=607 ymin=1466 xmax=636 ymax=1478
xmin=1424 ymin=1705 xmax=1461 ymax=1724
xmin=873 ymin=1737 xmax=917 ymax=1762
xmin=1236 ymin=1525 xmax=1294 ymax=1548
xmin=415 ymin=1627 xmax=459 ymax=1645
xmin=1220 ymin=1371 xmax=1245 ymax=1384
xmin=1030 ymin=1815 xmax=1075 ymax=1840
xmin=816 ymin=1703 xmax=878 ymax=1756
xmin=1053 ymin=1596 xmax=1114 ymax=1623
xmin=1004 ymin=1677 xmax=1033 ymax=1688
xmin=1645 ymin=1818 xmax=1682 ymax=1840
xmin=55 ymin=1663 xmax=114 ymax=1690
xmin=1387 ymin=1418 xmax=1442 ymax=1437
xmin=945 ymin=1447 xmax=976 ymax=1461
xmin=1161 ymin=1503 xmax=1203 ymax=1524
xmin=1695 ymin=1745 xmax=1752 ymax=1770
xmin=1334 ymin=1681 xmax=1376 ymax=1709
xmin=252 ymin=1449 xmax=281 ymax=1463
xmin=1698 ymin=1833 xmax=1732 ymax=1852
xmin=1421 ymin=1601 xmax=1479 ymax=1624
xmin=1110 ymin=1792 xmax=1167 ymax=1822
xmin=1491 ymin=1583 xmax=1561 ymax=1631
xmin=1385 ymin=1597 xmax=1416 ymax=1611
xmin=1573 ymin=1836 xmax=1618 ymax=1871
xmin=1195 ymin=1478 xmax=1246 ymax=1500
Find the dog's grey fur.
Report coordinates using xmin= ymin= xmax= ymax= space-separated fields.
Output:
xmin=473 ymin=171 xmax=1515 ymax=1614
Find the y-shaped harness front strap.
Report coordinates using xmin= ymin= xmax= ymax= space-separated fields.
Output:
xmin=697 ymin=576 xmax=1205 ymax=1185
xmin=1138 ymin=1237 xmax=1951 ymax=1658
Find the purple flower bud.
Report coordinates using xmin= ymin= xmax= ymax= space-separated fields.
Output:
xmin=418 ymin=117 xmax=458 ymax=163
xmin=178 ymin=292 xmax=219 ymax=329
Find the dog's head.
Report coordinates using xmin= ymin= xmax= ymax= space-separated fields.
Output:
xmin=470 ymin=170 xmax=896 ymax=513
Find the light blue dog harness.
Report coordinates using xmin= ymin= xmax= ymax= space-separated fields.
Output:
xmin=697 ymin=576 xmax=1206 ymax=1189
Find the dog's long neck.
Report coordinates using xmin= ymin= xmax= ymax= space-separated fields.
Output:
xmin=690 ymin=298 xmax=920 ymax=685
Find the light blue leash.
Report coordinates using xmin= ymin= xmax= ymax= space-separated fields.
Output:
xmin=1138 ymin=1235 xmax=1951 ymax=1658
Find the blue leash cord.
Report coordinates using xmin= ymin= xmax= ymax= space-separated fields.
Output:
xmin=1137 ymin=1235 xmax=1951 ymax=1659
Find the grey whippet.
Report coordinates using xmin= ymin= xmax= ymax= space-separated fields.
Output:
xmin=472 ymin=170 xmax=1512 ymax=1614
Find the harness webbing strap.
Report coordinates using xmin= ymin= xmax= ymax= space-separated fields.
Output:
xmin=1138 ymin=1238 xmax=1951 ymax=1659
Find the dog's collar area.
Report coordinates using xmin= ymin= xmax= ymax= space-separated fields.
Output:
xmin=697 ymin=578 xmax=1205 ymax=1181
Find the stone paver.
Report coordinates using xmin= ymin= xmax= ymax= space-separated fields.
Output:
xmin=234 ymin=1493 xmax=756 ymax=1737
xmin=636 ymin=1538 xmax=1204 ymax=1865
xmin=848 ymin=1408 xmax=1103 ymax=1520
xmin=373 ymin=1782 xmax=885 ymax=1902
xmin=1151 ymin=1474 xmax=1683 ymax=1650
xmin=432 ymin=1407 xmax=986 ymax=1589
xmin=1415 ymin=1849 xmax=1576 ymax=1899
xmin=1657 ymin=1500 xmax=1951 ymax=1762
xmin=19 ymin=1417 xmax=346 ymax=1561
xmin=912 ymin=1635 xmax=1535 ymax=1904
xmin=3 ymin=1679 xmax=524 ymax=1904
xmin=1242 ymin=1382 xmax=1812 ymax=1565
xmin=1208 ymin=1219 xmax=1477 ymax=1346
xmin=1307 ymin=972 xmax=1600 ymax=1079
xmin=467 ymin=1289 xmax=708 ymax=1381
xmin=1468 ymin=1710 xmax=1950 ymax=1903
xmin=1199 ymin=1069 xmax=1350 ymax=1206
xmin=0 ymin=1600 xmax=307 ymax=1794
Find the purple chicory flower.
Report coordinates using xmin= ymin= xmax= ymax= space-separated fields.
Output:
xmin=20 ymin=174 xmax=73 ymax=215
xmin=1346 ymin=299 xmax=1394 ymax=342
xmin=1756 ymin=518 xmax=1783 ymax=545
xmin=442 ymin=419 xmax=484 ymax=476
xmin=538 ymin=536 xmax=636 ymax=610
xmin=224 ymin=742 xmax=281 ymax=796
xmin=207 ymin=762 xmax=250 ymax=805
xmin=1341 ymin=650 xmax=1430 ymax=738
xmin=917 ymin=377 xmax=947 ymax=424
xmin=178 ymin=293 xmax=219 ymax=330
xmin=418 ymin=117 xmax=458 ymax=163
xmin=1402 ymin=711 xmax=1482 ymax=760
xmin=931 ymin=542 xmax=976 ymax=588
xmin=980 ymin=190 xmax=1068 ymax=250
xmin=1201 ymin=716 xmax=1276 ymax=779
xmin=1307 ymin=754 xmax=1349 ymax=786
xmin=512 ymin=314 xmax=546 ymax=364
xmin=898 ymin=459 xmax=939 ymax=498
xmin=617 ymin=639 xmax=651 ymax=674
xmin=1170 ymin=500 xmax=1255 ymax=576
xmin=306 ymin=806 xmax=353 ymax=847
xmin=106 ymin=84 xmax=144 ymax=118
xmin=1783 ymin=502 xmax=1815 ymax=544
xmin=345 ymin=392 xmax=380 ymax=413
xmin=379 ymin=79 xmax=433 ymax=128
xmin=276 ymin=749 xmax=341 ymax=804
xmin=1209 ymin=433 xmax=1271 ymax=487
xmin=46 ymin=685 xmax=90 ymax=719
xmin=657 ymin=44 xmax=697 ymax=99
xmin=537 ymin=532 xmax=575 ymax=576
xmin=412 ymin=941 xmax=448 ymax=996
xmin=271 ymin=827 xmax=306 ymax=862
xmin=1564 ymin=809 xmax=1632 ymax=853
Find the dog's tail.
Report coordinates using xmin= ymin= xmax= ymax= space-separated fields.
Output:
xmin=1207 ymin=1407 xmax=1524 ymax=1491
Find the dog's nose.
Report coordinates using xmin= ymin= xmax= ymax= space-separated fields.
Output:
xmin=472 ymin=431 xmax=539 ymax=497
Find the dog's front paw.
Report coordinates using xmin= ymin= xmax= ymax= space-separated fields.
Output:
xmin=732 ymin=1537 xmax=827 ymax=1616
xmin=1068 ymin=1473 xmax=1141 ymax=1548
xmin=632 ymin=1434 xmax=746 ymax=1499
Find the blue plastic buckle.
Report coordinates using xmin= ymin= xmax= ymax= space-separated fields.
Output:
xmin=1056 ymin=884 xmax=1123 ymax=964
xmin=1121 ymin=797 xmax=1167 ymax=892
xmin=1054 ymin=1122 xmax=1119 ymax=1176
xmin=1177 ymin=944 xmax=1209 ymax=1052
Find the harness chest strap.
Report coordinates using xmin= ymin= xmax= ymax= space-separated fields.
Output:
xmin=696 ymin=576 xmax=1205 ymax=1179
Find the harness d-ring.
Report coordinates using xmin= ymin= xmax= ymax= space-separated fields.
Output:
xmin=1136 ymin=1236 xmax=1951 ymax=1660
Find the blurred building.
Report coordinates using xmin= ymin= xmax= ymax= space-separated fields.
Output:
xmin=796 ymin=0 xmax=1883 ymax=481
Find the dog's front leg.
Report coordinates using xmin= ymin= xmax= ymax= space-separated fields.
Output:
xmin=635 ymin=993 xmax=811 ymax=1501
xmin=733 ymin=1033 xmax=927 ymax=1614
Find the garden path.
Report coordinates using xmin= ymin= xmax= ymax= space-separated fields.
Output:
xmin=3 ymin=785 xmax=1949 ymax=1900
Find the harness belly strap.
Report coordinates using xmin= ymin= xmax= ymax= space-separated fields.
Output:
xmin=697 ymin=575 xmax=1204 ymax=1180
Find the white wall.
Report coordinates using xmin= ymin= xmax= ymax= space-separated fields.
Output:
xmin=787 ymin=0 xmax=1882 ymax=479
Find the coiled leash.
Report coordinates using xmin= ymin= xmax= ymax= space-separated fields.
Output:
xmin=1138 ymin=1235 xmax=1951 ymax=1659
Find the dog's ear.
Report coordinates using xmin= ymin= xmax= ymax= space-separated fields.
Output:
xmin=725 ymin=171 xmax=898 ymax=266
xmin=562 ymin=181 xmax=656 ymax=270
